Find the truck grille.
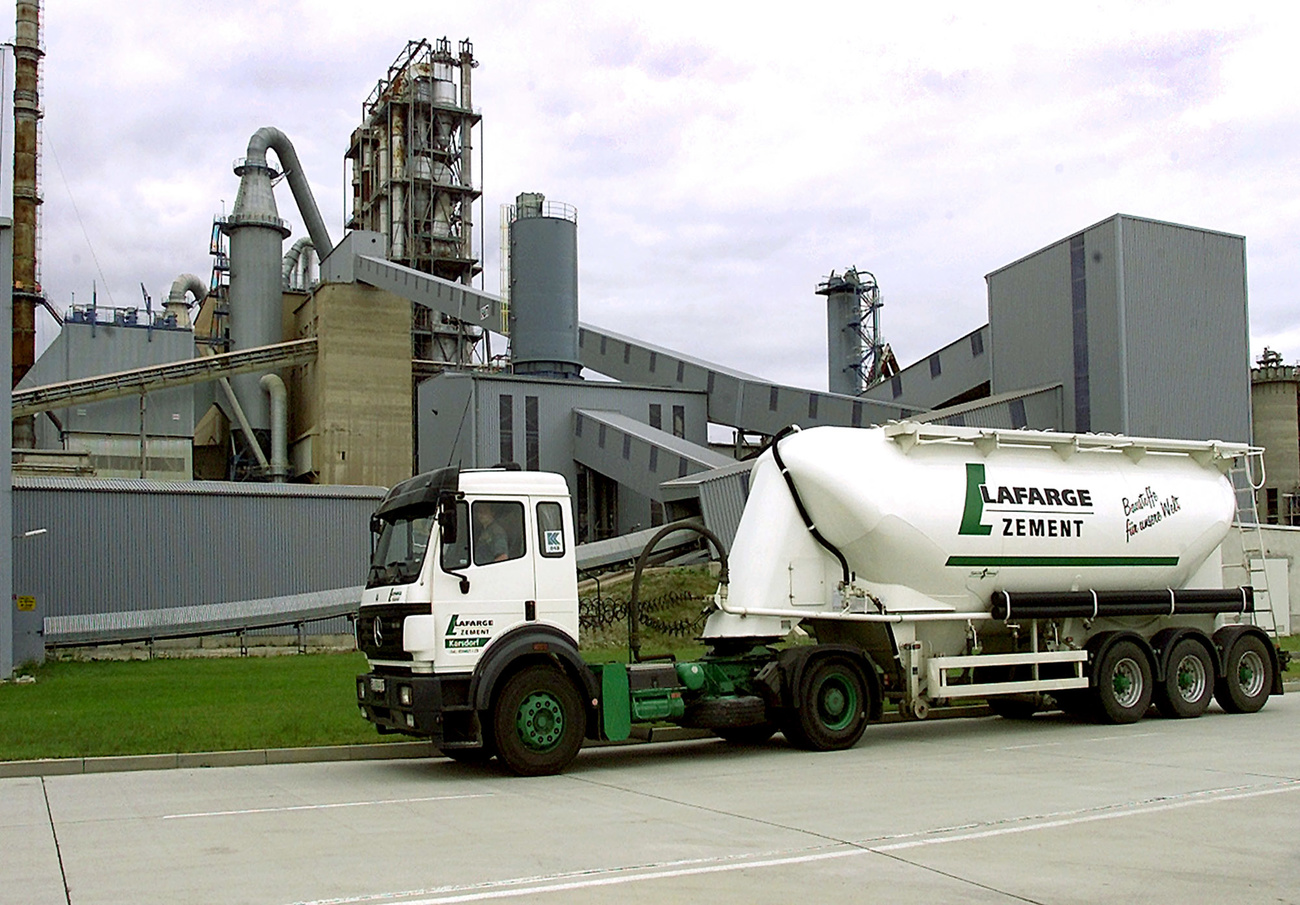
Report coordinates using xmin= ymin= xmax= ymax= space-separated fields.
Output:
xmin=357 ymin=603 xmax=429 ymax=660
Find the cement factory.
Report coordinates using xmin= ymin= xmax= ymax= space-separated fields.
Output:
xmin=2 ymin=3 xmax=1297 ymax=678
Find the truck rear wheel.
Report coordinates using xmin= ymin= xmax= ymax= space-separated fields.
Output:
xmin=1093 ymin=640 xmax=1152 ymax=724
xmin=492 ymin=664 xmax=586 ymax=776
xmin=1214 ymin=634 xmax=1273 ymax=714
xmin=785 ymin=655 xmax=870 ymax=751
xmin=1153 ymin=638 xmax=1214 ymax=719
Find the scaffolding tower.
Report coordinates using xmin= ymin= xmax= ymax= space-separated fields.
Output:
xmin=346 ymin=37 xmax=483 ymax=367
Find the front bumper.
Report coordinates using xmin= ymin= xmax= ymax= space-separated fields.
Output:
xmin=355 ymin=670 xmax=484 ymax=749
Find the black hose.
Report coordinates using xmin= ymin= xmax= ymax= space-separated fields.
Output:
xmin=767 ymin=425 xmax=852 ymax=585
xmin=628 ymin=520 xmax=730 ymax=663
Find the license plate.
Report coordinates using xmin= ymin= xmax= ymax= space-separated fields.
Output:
xmin=369 ymin=677 xmax=386 ymax=694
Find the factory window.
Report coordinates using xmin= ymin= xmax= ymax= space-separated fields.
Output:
xmin=471 ymin=500 xmax=526 ymax=566
xmin=707 ymin=371 xmax=716 ymax=394
xmin=598 ymin=423 xmax=607 ymax=449
xmin=678 ymin=457 xmax=689 ymax=478
xmin=623 ymin=343 xmax=631 ymax=364
xmin=929 ymin=353 xmax=942 ymax=379
xmin=971 ymin=331 xmax=985 ymax=357
xmin=578 ymin=329 xmax=586 ymax=348
xmin=1010 ymin=398 xmax=1028 ymax=429
xmin=498 ymin=395 xmax=514 ymax=465
xmin=525 ymin=396 xmax=540 ymax=471
xmin=808 ymin=394 xmax=819 ymax=419
xmin=1070 ymin=234 xmax=1091 ymax=432
xmin=1266 ymin=488 xmax=1279 ymax=524
xmin=649 ymin=351 xmax=658 ymax=373
xmin=600 ymin=335 xmax=607 ymax=355
xmin=650 ymin=501 xmax=665 ymax=527
xmin=649 ymin=404 xmax=662 ymax=430
xmin=672 ymin=405 xmax=686 ymax=439
xmin=574 ymin=413 xmax=583 ymax=437
xmin=536 ymin=502 xmax=565 ymax=558
xmin=769 ymin=386 xmax=780 ymax=412
xmin=852 ymin=402 xmax=863 ymax=428
xmin=891 ymin=375 xmax=903 ymax=399
xmin=622 ymin=435 xmax=632 ymax=460
xmin=649 ymin=447 xmax=659 ymax=473
xmin=676 ymin=361 xmax=685 ymax=383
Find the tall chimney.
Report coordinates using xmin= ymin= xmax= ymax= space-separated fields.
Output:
xmin=11 ymin=0 xmax=43 ymax=391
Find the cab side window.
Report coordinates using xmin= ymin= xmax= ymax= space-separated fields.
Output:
xmin=536 ymin=501 xmax=565 ymax=558
xmin=471 ymin=501 xmax=526 ymax=566
xmin=440 ymin=500 xmax=470 ymax=570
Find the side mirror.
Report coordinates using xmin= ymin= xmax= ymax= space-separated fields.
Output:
xmin=438 ymin=501 xmax=458 ymax=545
xmin=369 ymin=514 xmax=383 ymax=536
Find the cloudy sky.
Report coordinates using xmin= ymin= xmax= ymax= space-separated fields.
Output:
xmin=8 ymin=1 xmax=1300 ymax=392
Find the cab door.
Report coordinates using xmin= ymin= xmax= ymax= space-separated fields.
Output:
xmin=433 ymin=496 xmax=534 ymax=671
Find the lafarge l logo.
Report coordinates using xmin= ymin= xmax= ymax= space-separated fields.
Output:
xmin=958 ymin=463 xmax=993 ymax=536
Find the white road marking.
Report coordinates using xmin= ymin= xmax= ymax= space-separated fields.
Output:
xmin=287 ymin=780 xmax=1300 ymax=905
xmin=163 ymin=794 xmax=491 ymax=820
xmin=988 ymin=731 xmax=1157 ymax=751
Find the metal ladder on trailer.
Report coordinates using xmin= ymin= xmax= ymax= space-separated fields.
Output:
xmin=1229 ymin=453 xmax=1280 ymax=639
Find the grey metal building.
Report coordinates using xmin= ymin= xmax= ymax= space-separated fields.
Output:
xmin=987 ymin=214 xmax=1250 ymax=442
xmin=12 ymin=478 xmax=385 ymax=654
xmin=417 ymin=371 xmax=717 ymax=540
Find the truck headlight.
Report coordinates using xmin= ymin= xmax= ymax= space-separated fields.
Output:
xmin=399 ymin=685 xmax=413 ymax=706
xmin=404 ymin=713 xmax=416 ymax=728
xmin=357 ymin=680 xmax=366 ymax=700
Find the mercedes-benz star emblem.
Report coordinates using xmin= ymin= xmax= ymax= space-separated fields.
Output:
xmin=373 ymin=616 xmax=384 ymax=648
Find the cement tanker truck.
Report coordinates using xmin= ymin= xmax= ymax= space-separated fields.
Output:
xmin=355 ymin=421 xmax=1283 ymax=775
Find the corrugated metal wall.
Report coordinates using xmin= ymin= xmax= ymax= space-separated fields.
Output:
xmin=12 ymin=479 xmax=386 ymax=633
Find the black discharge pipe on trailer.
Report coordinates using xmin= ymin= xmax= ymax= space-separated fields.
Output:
xmin=766 ymin=425 xmax=852 ymax=585
xmin=627 ymin=520 xmax=730 ymax=663
xmin=991 ymin=587 xmax=1254 ymax=621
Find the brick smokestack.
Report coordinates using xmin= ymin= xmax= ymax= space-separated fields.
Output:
xmin=11 ymin=0 xmax=43 ymax=390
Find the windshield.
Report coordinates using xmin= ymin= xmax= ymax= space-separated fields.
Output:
xmin=367 ymin=514 xmax=434 ymax=588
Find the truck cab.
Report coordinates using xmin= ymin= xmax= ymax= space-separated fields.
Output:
xmin=355 ymin=466 xmax=592 ymax=762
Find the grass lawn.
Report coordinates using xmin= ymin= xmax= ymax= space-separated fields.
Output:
xmin=0 ymin=652 xmax=380 ymax=761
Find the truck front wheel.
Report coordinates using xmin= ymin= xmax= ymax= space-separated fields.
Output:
xmin=1093 ymin=640 xmax=1152 ymax=724
xmin=785 ymin=655 xmax=870 ymax=751
xmin=492 ymin=664 xmax=586 ymax=776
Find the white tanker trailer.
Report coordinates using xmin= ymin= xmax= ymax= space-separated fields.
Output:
xmin=355 ymin=421 xmax=1284 ymax=775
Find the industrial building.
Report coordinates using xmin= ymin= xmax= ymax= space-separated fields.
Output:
xmin=2 ymin=8 xmax=1295 ymax=676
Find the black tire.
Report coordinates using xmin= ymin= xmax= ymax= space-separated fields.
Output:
xmin=715 ymin=722 xmax=778 ymax=745
xmin=787 ymin=655 xmax=870 ymax=751
xmin=1092 ymin=639 xmax=1153 ymax=724
xmin=1154 ymin=637 xmax=1215 ymax=719
xmin=492 ymin=664 xmax=586 ymax=776
xmin=1214 ymin=634 xmax=1273 ymax=714
xmin=988 ymin=696 xmax=1039 ymax=719
xmin=684 ymin=695 xmax=768 ymax=730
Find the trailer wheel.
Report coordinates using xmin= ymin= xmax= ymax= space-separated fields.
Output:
xmin=1214 ymin=634 xmax=1273 ymax=714
xmin=1154 ymin=638 xmax=1214 ymax=719
xmin=1093 ymin=640 xmax=1152 ymax=724
xmin=492 ymin=664 xmax=586 ymax=776
xmin=786 ymin=655 xmax=870 ymax=751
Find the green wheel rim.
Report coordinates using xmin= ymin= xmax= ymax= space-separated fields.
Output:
xmin=515 ymin=691 xmax=565 ymax=752
xmin=816 ymin=673 xmax=859 ymax=732
xmin=1175 ymin=652 xmax=1208 ymax=703
xmin=1238 ymin=650 xmax=1266 ymax=698
xmin=1111 ymin=657 xmax=1143 ymax=709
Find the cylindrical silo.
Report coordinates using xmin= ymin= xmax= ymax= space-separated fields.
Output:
xmin=508 ymin=193 xmax=582 ymax=380
xmin=818 ymin=271 xmax=866 ymax=396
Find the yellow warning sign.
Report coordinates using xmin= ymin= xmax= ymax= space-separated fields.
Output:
xmin=16 ymin=596 xmax=36 ymax=612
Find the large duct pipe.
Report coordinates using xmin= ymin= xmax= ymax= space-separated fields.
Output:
xmin=282 ymin=237 xmax=313 ymax=289
xmin=224 ymin=127 xmax=332 ymax=430
xmin=243 ymin=127 xmax=334 ymax=259
xmin=165 ymin=273 xmax=207 ymax=328
xmin=260 ymin=373 xmax=289 ymax=483
xmin=11 ymin=0 xmax=42 ymax=391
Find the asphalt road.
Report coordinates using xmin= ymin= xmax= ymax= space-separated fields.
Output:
xmin=4 ymin=696 xmax=1299 ymax=905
